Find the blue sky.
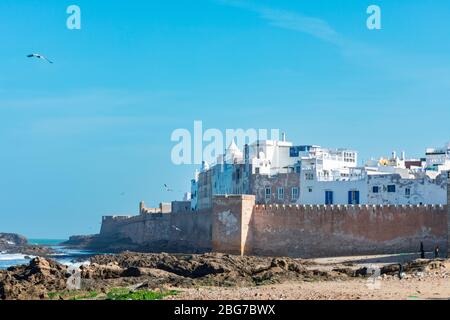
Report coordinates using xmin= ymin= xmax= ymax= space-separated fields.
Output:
xmin=0 ymin=0 xmax=449 ymax=238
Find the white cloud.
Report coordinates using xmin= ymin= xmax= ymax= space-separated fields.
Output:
xmin=218 ymin=0 xmax=344 ymax=47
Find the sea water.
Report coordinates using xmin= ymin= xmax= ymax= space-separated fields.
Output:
xmin=0 ymin=239 xmax=97 ymax=270
xmin=0 ymin=253 xmax=36 ymax=270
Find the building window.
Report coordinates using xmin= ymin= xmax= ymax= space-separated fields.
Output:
xmin=372 ymin=186 xmax=379 ymax=193
xmin=308 ymin=187 xmax=313 ymax=193
xmin=348 ymin=190 xmax=360 ymax=205
xmin=255 ymin=167 xmax=260 ymax=174
xmin=292 ymin=187 xmax=299 ymax=200
xmin=305 ymin=173 xmax=314 ymax=180
xmin=265 ymin=187 xmax=271 ymax=200
xmin=387 ymin=185 xmax=396 ymax=193
xmin=325 ymin=190 xmax=334 ymax=205
xmin=405 ymin=188 xmax=411 ymax=196
xmin=277 ymin=188 xmax=284 ymax=200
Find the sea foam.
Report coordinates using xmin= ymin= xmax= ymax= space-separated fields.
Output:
xmin=0 ymin=253 xmax=35 ymax=261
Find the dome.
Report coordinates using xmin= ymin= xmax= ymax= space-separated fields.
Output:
xmin=225 ymin=140 xmax=243 ymax=163
xmin=226 ymin=140 xmax=243 ymax=156
xmin=201 ymin=161 xmax=210 ymax=171
xmin=227 ymin=140 xmax=241 ymax=153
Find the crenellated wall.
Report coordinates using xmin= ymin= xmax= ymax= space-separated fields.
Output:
xmin=100 ymin=211 xmax=212 ymax=252
xmin=98 ymin=184 xmax=449 ymax=258
xmin=101 ymin=214 xmax=170 ymax=245
xmin=245 ymin=203 xmax=447 ymax=258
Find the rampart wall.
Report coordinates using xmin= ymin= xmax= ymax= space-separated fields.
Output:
xmin=98 ymin=179 xmax=449 ymax=258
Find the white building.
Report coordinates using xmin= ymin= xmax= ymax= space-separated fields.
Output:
xmin=190 ymin=135 xmax=449 ymax=208
xmin=367 ymin=172 xmax=447 ymax=205
xmin=249 ymin=137 xmax=295 ymax=175
xmin=300 ymin=145 xmax=449 ymax=205
xmin=299 ymin=147 xmax=365 ymax=205
xmin=425 ymin=143 xmax=450 ymax=172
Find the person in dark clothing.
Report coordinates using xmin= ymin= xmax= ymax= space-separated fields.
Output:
xmin=420 ymin=242 xmax=425 ymax=259
xmin=398 ymin=264 xmax=404 ymax=279
xmin=434 ymin=245 xmax=440 ymax=259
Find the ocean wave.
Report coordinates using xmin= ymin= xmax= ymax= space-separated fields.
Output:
xmin=0 ymin=253 xmax=35 ymax=261
xmin=64 ymin=260 xmax=91 ymax=268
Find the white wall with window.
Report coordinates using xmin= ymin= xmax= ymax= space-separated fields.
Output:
xmin=299 ymin=176 xmax=368 ymax=205
xmin=291 ymin=187 xmax=299 ymax=200
xmin=277 ymin=187 xmax=284 ymax=200
xmin=367 ymin=173 xmax=447 ymax=205
xmin=299 ymin=172 xmax=446 ymax=205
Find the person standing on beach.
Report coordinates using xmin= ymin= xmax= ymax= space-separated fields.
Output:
xmin=398 ymin=264 xmax=404 ymax=279
xmin=420 ymin=242 xmax=425 ymax=259
xmin=434 ymin=245 xmax=440 ymax=259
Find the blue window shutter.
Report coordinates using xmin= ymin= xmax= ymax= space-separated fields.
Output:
xmin=325 ymin=191 xmax=333 ymax=205
xmin=355 ymin=191 xmax=360 ymax=205
xmin=348 ymin=191 xmax=352 ymax=204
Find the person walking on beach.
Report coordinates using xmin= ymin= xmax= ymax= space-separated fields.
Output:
xmin=434 ymin=245 xmax=440 ymax=259
xmin=420 ymin=242 xmax=425 ymax=259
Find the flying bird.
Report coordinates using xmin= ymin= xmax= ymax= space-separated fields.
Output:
xmin=27 ymin=53 xmax=53 ymax=64
xmin=164 ymin=184 xmax=174 ymax=192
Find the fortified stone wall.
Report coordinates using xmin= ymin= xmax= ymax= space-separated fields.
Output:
xmin=169 ymin=210 xmax=212 ymax=252
xmin=101 ymin=214 xmax=170 ymax=245
xmin=100 ymin=211 xmax=212 ymax=252
xmin=99 ymin=179 xmax=449 ymax=258
xmin=247 ymin=204 xmax=447 ymax=258
xmin=211 ymin=195 xmax=254 ymax=255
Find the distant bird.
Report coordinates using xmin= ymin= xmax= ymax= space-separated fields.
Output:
xmin=27 ymin=53 xmax=53 ymax=64
xmin=164 ymin=184 xmax=174 ymax=192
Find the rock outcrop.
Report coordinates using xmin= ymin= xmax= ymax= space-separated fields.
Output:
xmin=2 ymin=252 xmax=448 ymax=300
xmin=0 ymin=258 xmax=69 ymax=300
xmin=0 ymin=233 xmax=28 ymax=248
xmin=0 ymin=233 xmax=55 ymax=256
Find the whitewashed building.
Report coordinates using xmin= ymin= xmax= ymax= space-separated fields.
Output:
xmin=425 ymin=143 xmax=450 ymax=172
xmin=190 ymin=135 xmax=449 ymax=209
xmin=300 ymin=147 xmax=448 ymax=205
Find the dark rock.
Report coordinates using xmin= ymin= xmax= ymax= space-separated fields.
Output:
xmin=0 ymin=233 xmax=54 ymax=256
xmin=0 ymin=233 xmax=28 ymax=248
xmin=121 ymin=267 xmax=143 ymax=277
xmin=80 ymin=263 xmax=124 ymax=280
xmin=0 ymin=258 xmax=68 ymax=300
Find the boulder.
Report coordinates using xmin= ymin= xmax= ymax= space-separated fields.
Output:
xmin=0 ymin=258 xmax=69 ymax=300
xmin=80 ymin=263 xmax=124 ymax=280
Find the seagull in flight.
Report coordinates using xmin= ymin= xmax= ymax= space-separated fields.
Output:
xmin=172 ymin=225 xmax=182 ymax=232
xmin=164 ymin=184 xmax=174 ymax=192
xmin=27 ymin=53 xmax=53 ymax=64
